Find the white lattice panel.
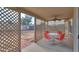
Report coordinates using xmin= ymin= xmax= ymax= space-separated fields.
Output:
xmin=0 ymin=7 xmax=20 ymax=52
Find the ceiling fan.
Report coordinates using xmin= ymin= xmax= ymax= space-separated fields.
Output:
xmin=49 ymin=15 xmax=69 ymax=21
xmin=49 ymin=16 xmax=62 ymax=21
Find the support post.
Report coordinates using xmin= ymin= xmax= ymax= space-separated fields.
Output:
xmin=73 ymin=7 xmax=78 ymax=52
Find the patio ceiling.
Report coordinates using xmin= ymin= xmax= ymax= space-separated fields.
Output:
xmin=23 ymin=7 xmax=74 ymax=21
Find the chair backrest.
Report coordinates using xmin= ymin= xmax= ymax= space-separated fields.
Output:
xmin=56 ymin=31 xmax=65 ymax=40
xmin=44 ymin=31 xmax=52 ymax=40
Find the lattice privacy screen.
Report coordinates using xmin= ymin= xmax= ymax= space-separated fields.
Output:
xmin=0 ymin=7 xmax=20 ymax=52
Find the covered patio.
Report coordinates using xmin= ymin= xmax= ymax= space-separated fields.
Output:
xmin=0 ymin=7 xmax=78 ymax=52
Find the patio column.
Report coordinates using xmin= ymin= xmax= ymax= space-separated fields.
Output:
xmin=64 ymin=20 xmax=69 ymax=41
xmin=45 ymin=21 xmax=48 ymax=31
xmin=72 ymin=7 xmax=78 ymax=52
xmin=35 ymin=17 xmax=37 ymax=42
xmin=68 ymin=20 xmax=72 ymax=33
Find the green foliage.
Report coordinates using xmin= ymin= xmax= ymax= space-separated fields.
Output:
xmin=21 ymin=15 xmax=32 ymax=25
